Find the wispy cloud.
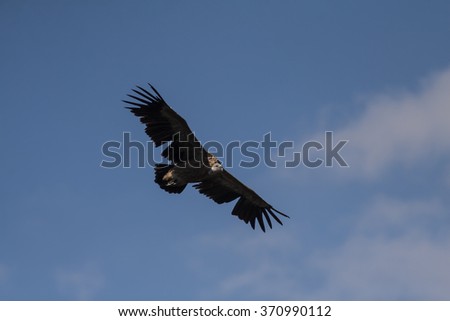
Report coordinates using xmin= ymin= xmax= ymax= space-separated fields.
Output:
xmin=181 ymin=68 xmax=450 ymax=301
xmin=184 ymin=229 xmax=305 ymax=300
xmin=55 ymin=262 xmax=104 ymax=300
xmin=185 ymin=195 xmax=450 ymax=300
xmin=311 ymin=196 xmax=450 ymax=300
xmin=332 ymin=67 xmax=450 ymax=178
xmin=217 ymin=261 xmax=298 ymax=299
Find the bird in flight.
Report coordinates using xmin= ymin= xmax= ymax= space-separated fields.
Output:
xmin=125 ymin=84 xmax=289 ymax=231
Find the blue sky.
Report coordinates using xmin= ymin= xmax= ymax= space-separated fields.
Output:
xmin=1 ymin=0 xmax=450 ymax=300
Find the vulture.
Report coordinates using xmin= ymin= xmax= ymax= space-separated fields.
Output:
xmin=125 ymin=84 xmax=289 ymax=231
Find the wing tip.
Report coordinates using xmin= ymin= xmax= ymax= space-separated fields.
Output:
xmin=270 ymin=206 xmax=290 ymax=218
xmin=232 ymin=198 xmax=288 ymax=232
xmin=147 ymin=83 xmax=165 ymax=101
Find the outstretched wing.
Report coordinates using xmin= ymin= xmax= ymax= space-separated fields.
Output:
xmin=193 ymin=170 xmax=289 ymax=232
xmin=124 ymin=84 xmax=207 ymax=165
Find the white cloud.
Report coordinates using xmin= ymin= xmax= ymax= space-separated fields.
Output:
xmin=185 ymin=229 xmax=304 ymax=299
xmin=55 ymin=263 xmax=104 ymax=300
xmin=312 ymin=196 xmax=450 ymax=299
xmin=217 ymin=261 xmax=296 ymax=299
xmin=183 ymin=67 xmax=450 ymax=300
xmin=313 ymin=67 xmax=450 ymax=179
xmin=187 ymin=196 xmax=450 ymax=300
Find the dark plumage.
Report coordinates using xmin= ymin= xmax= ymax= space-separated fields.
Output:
xmin=125 ymin=84 xmax=289 ymax=232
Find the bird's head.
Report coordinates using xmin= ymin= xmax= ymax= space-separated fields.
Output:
xmin=209 ymin=162 xmax=223 ymax=173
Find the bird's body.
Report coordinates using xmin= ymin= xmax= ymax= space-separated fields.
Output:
xmin=160 ymin=159 xmax=216 ymax=186
xmin=125 ymin=84 xmax=289 ymax=231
